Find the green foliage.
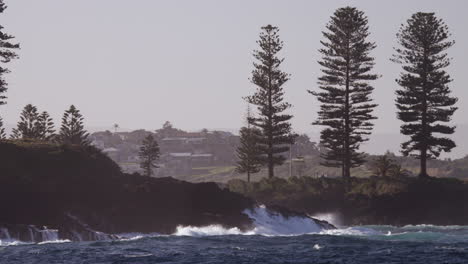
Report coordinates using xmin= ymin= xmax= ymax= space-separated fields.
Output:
xmin=11 ymin=104 xmax=45 ymax=140
xmin=58 ymin=105 xmax=89 ymax=146
xmin=0 ymin=0 xmax=19 ymax=106
xmin=37 ymin=111 xmax=55 ymax=141
xmin=139 ymin=134 xmax=160 ymax=177
xmin=392 ymin=12 xmax=457 ymax=178
xmin=370 ymin=154 xmax=404 ymax=177
xmin=310 ymin=7 xmax=379 ymax=179
xmin=245 ymin=25 xmax=295 ymax=178
xmin=235 ymin=107 xmax=263 ymax=182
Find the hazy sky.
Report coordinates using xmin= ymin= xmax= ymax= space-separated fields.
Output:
xmin=1 ymin=0 xmax=467 ymax=156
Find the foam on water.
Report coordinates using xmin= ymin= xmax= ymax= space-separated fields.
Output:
xmin=174 ymin=225 xmax=250 ymax=236
xmin=37 ymin=239 xmax=71 ymax=245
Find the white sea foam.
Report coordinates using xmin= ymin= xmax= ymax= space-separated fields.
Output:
xmin=174 ymin=225 xmax=250 ymax=236
xmin=117 ymin=233 xmax=162 ymax=241
xmin=37 ymin=239 xmax=71 ymax=245
xmin=0 ymin=239 xmax=31 ymax=247
xmin=320 ymin=226 xmax=382 ymax=236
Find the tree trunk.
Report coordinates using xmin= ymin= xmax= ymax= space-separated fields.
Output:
xmin=343 ymin=38 xmax=351 ymax=180
xmin=420 ymin=49 xmax=429 ymax=179
xmin=267 ymin=57 xmax=274 ymax=179
xmin=420 ymin=149 xmax=428 ymax=178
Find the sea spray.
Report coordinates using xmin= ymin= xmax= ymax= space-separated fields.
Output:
xmin=244 ymin=205 xmax=324 ymax=236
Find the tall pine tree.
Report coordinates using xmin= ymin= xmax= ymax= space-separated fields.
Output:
xmin=309 ymin=7 xmax=378 ymax=180
xmin=392 ymin=13 xmax=457 ymax=178
xmin=0 ymin=0 xmax=19 ymax=106
xmin=246 ymin=25 xmax=295 ymax=178
xmin=11 ymin=104 xmax=42 ymax=140
xmin=139 ymin=134 xmax=160 ymax=177
xmin=235 ymin=106 xmax=263 ymax=182
xmin=58 ymin=105 xmax=90 ymax=146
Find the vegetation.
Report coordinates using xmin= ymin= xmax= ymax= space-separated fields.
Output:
xmin=235 ymin=107 xmax=263 ymax=182
xmin=369 ymin=153 xmax=410 ymax=178
xmin=139 ymin=134 xmax=160 ymax=177
xmin=245 ymin=25 xmax=295 ymax=178
xmin=58 ymin=105 xmax=90 ymax=146
xmin=392 ymin=13 xmax=458 ymax=178
xmin=11 ymin=104 xmax=43 ymax=140
xmin=0 ymin=0 xmax=19 ymax=107
xmin=37 ymin=111 xmax=55 ymax=141
xmin=310 ymin=7 xmax=378 ymax=181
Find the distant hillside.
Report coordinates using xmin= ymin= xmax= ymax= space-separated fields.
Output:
xmin=183 ymin=153 xmax=468 ymax=183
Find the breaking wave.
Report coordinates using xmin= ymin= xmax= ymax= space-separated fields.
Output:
xmin=3 ymin=206 xmax=468 ymax=245
xmin=173 ymin=205 xmax=326 ymax=237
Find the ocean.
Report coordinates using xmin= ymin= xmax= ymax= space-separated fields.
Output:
xmin=1 ymin=206 xmax=468 ymax=263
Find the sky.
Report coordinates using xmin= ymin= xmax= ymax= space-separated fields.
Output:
xmin=1 ymin=0 xmax=467 ymax=157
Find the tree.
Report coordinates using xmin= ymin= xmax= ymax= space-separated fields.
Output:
xmin=388 ymin=164 xmax=411 ymax=178
xmin=291 ymin=134 xmax=320 ymax=157
xmin=0 ymin=1 xmax=19 ymax=106
xmin=139 ymin=134 xmax=160 ymax=177
xmin=113 ymin=123 xmax=119 ymax=133
xmin=235 ymin=107 xmax=263 ymax=182
xmin=392 ymin=12 xmax=458 ymax=178
xmin=0 ymin=116 xmax=5 ymax=139
xmin=309 ymin=7 xmax=379 ymax=181
xmin=58 ymin=105 xmax=90 ymax=146
xmin=245 ymin=24 xmax=295 ymax=178
xmin=11 ymin=104 xmax=41 ymax=140
xmin=156 ymin=121 xmax=182 ymax=138
xmin=37 ymin=111 xmax=55 ymax=141
xmin=370 ymin=154 xmax=397 ymax=177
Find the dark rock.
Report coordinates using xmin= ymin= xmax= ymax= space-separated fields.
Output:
xmin=0 ymin=141 xmax=255 ymax=241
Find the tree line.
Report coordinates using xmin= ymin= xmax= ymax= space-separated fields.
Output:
xmin=237 ymin=7 xmax=458 ymax=183
xmin=0 ymin=103 xmax=90 ymax=146
xmin=0 ymin=2 xmax=458 ymax=182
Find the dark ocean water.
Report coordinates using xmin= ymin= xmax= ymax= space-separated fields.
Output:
xmin=1 ymin=225 xmax=468 ymax=264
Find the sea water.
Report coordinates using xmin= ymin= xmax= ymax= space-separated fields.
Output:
xmin=1 ymin=206 xmax=467 ymax=264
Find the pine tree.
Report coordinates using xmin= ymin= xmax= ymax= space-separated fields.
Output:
xmin=0 ymin=116 xmax=6 ymax=139
xmin=309 ymin=7 xmax=379 ymax=180
xmin=0 ymin=0 xmax=19 ymax=106
xmin=37 ymin=111 xmax=55 ymax=141
xmin=11 ymin=104 xmax=42 ymax=140
xmin=58 ymin=105 xmax=90 ymax=146
xmin=245 ymin=24 xmax=295 ymax=178
xmin=235 ymin=106 xmax=263 ymax=182
xmin=139 ymin=134 xmax=160 ymax=177
xmin=392 ymin=13 xmax=458 ymax=178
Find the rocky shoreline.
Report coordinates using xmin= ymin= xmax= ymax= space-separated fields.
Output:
xmin=0 ymin=141 xmax=334 ymax=242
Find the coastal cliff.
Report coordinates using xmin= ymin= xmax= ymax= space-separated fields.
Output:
xmin=0 ymin=141 xmax=254 ymax=241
